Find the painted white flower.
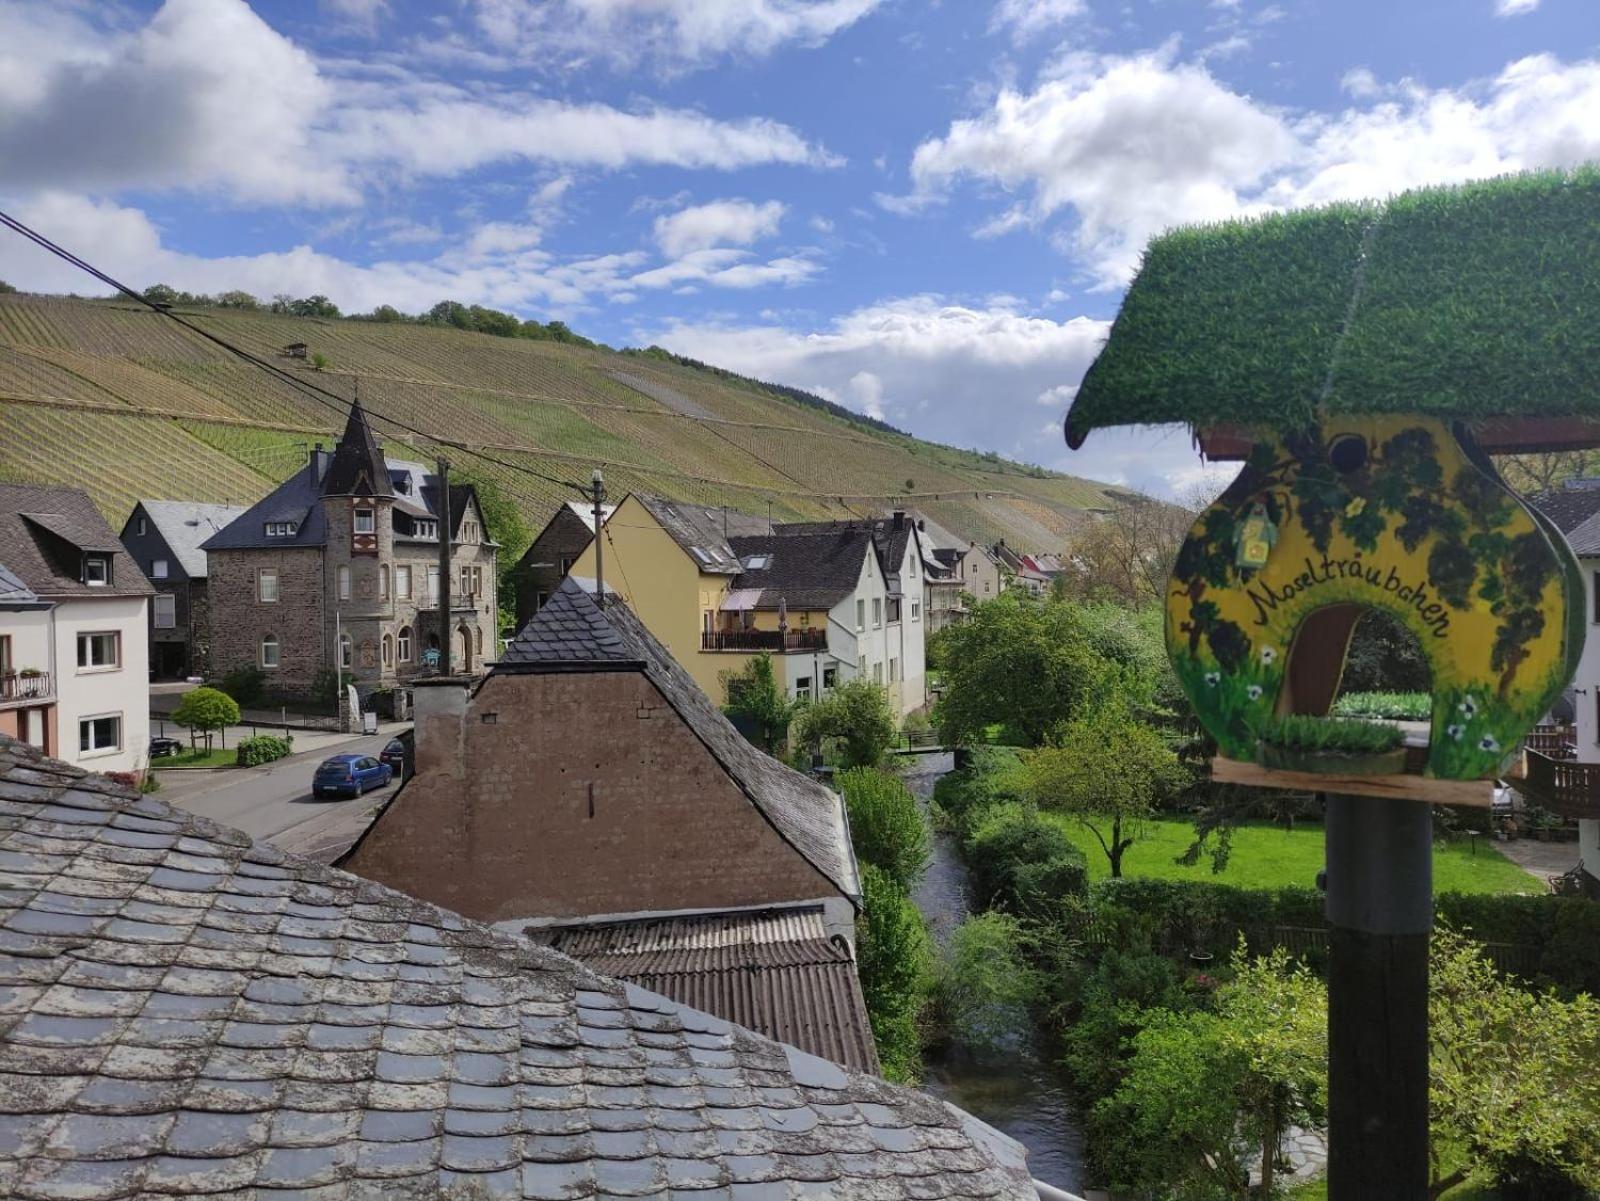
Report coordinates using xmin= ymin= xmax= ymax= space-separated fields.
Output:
xmin=1446 ymin=724 xmax=1465 ymax=741
xmin=1259 ymin=647 xmax=1277 ymax=666
xmin=1204 ymin=672 xmax=1221 ymax=687
xmin=1459 ymin=696 xmax=1479 ymax=719
xmin=1479 ymin=735 xmax=1500 ymax=753
xmin=1246 ymin=685 xmax=1263 ymax=701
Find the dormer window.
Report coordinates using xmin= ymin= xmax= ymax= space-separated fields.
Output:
xmin=84 ymin=556 xmax=109 ymax=586
xmin=265 ymin=521 xmax=297 ymax=537
xmin=415 ymin=520 xmax=438 ymax=540
xmin=354 ymin=508 xmax=375 ymax=535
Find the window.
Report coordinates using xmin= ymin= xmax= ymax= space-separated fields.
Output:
xmin=872 ymin=662 xmax=883 ymax=684
xmin=354 ymin=508 xmax=375 ymax=535
xmin=396 ymin=565 xmax=412 ymax=599
xmin=382 ymin=634 xmax=394 ymax=667
xmin=984 ymin=581 xmax=992 ymax=594
xmin=85 ymin=556 xmax=109 ymax=586
xmin=398 ymin=627 xmax=412 ymax=663
xmin=0 ymin=635 xmax=10 ymax=676
xmin=339 ymin=634 xmax=352 ymax=669
xmin=76 ymin=632 xmax=120 ymax=670
xmin=379 ymin=564 xmax=390 ymax=601
xmin=459 ymin=566 xmax=472 ymax=597
xmin=856 ymin=599 xmax=866 ymax=632
xmin=427 ymin=566 xmax=439 ymax=603
xmin=823 ymin=666 xmax=837 ymax=691
xmin=475 ymin=627 xmax=484 ymax=654
xmin=258 ymin=568 xmax=279 ymax=603
xmin=463 ymin=518 xmax=481 ymax=542
xmin=535 ymin=591 xmax=548 ymax=611
xmin=338 ymin=566 xmax=351 ymax=601
xmin=151 ymin=559 xmax=168 ymax=580
xmin=265 ymin=521 xmax=297 ymax=537
xmin=559 ymin=557 xmax=574 ymax=575
xmin=889 ymin=658 xmax=899 ymax=683
xmin=471 ymin=566 xmax=484 ymax=596
xmin=795 ymin=676 xmax=812 ymax=700
xmin=887 ymin=598 xmax=901 ymax=624
xmin=260 ymin=634 xmax=279 ymax=669
xmin=415 ymin=520 xmax=438 ymax=540
xmin=78 ymin=714 xmax=122 ymax=756
xmin=872 ymin=598 xmax=883 ymax=628
xmin=911 ymin=600 xmax=921 ymax=622
xmin=910 ymin=557 xmax=917 ymax=577
xmin=136 ymin=517 xmax=146 ymax=536
xmin=153 ymin=594 xmax=176 ymax=629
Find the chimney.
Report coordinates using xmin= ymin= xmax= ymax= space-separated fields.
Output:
xmin=917 ymin=518 xmax=925 ymax=531
xmin=892 ymin=510 xmax=905 ymax=530
xmin=411 ymin=676 xmax=472 ymax=778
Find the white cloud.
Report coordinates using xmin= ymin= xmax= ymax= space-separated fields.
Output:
xmin=809 ymin=215 xmax=835 ymax=233
xmin=653 ymin=199 xmax=786 ymax=258
xmin=469 ymin=0 xmax=882 ymax=71
xmin=900 ymin=49 xmax=1600 ymax=286
xmin=1339 ymin=67 xmax=1382 ymax=98
xmin=625 ymin=247 xmax=819 ymax=291
xmin=1494 ymin=0 xmax=1539 ymax=15
xmin=847 ymin=371 xmax=886 ymax=419
xmin=989 ymin=0 xmax=1087 ymax=43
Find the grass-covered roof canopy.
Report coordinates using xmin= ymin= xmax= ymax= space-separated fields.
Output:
xmin=1065 ymin=169 xmax=1600 ymax=453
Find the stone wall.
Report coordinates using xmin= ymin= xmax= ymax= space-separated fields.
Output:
xmin=343 ymin=668 xmax=840 ymax=924
xmin=207 ymin=548 xmax=325 ymax=694
xmin=513 ymin=508 xmax=593 ymax=629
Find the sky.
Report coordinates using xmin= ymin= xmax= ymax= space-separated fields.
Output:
xmin=1 ymin=0 xmax=1598 ymax=496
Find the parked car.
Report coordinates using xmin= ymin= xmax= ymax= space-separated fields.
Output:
xmin=379 ymin=730 xmax=414 ymax=782
xmin=312 ymin=754 xmax=392 ymax=799
xmin=149 ymin=736 xmax=184 ymax=758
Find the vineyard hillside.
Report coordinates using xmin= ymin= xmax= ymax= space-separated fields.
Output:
xmin=0 ymin=294 xmax=1129 ymax=555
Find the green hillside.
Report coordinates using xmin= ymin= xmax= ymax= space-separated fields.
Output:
xmin=0 ymin=293 xmax=1125 ymax=551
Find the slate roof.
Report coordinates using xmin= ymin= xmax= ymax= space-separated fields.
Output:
xmin=768 ymin=517 xmax=914 ymax=593
xmin=1528 ymin=481 xmax=1600 ymax=536
xmin=320 ymin=400 xmax=393 ymax=499
xmin=536 ymin=909 xmax=879 ymax=1076
xmin=0 ymin=485 xmax=154 ymax=601
xmin=723 ymin=532 xmax=873 ymax=612
xmin=0 ymin=734 xmax=1036 ymax=1201
xmin=633 ymin=496 xmax=757 ymax=575
xmin=499 ymin=580 xmax=859 ymax=901
xmin=131 ymin=502 xmax=249 ymax=579
xmin=0 ymin=564 xmax=46 ymax=609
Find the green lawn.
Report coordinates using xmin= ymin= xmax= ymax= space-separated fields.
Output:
xmin=151 ymin=746 xmax=237 ymax=768
xmin=1042 ymin=814 xmax=1537 ymax=895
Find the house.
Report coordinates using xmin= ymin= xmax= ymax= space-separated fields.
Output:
xmin=993 ymin=540 xmax=1050 ymax=595
xmin=563 ymin=492 xmax=772 ymax=699
xmin=510 ymin=498 xmax=616 ymax=628
xmin=201 ymin=400 xmax=498 ymax=706
xmin=280 ymin=340 xmax=307 ymax=358
xmin=338 ymin=577 xmax=876 ymax=1069
xmin=119 ymin=500 xmax=246 ymax=679
xmin=925 ymin=546 xmax=971 ymax=631
xmin=0 ymin=732 xmax=1049 ymax=1201
xmin=0 ymin=483 xmax=152 ymax=772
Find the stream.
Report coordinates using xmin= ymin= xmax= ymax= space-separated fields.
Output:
xmin=904 ymin=755 xmax=1088 ymax=1194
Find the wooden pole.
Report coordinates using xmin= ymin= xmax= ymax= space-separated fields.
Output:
xmin=1324 ymin=791 xmax=1433 ymax=1199
xmin=436 ymin=457 xmax=452 ymax=676
xmin=591 ymin=468 xmax=606 ymax=609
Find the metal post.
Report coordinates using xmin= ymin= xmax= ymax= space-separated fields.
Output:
xmin=591 ymin=468 xmax=606 ymax=608
xmin=436 ymin=457 xmax=452 ymax=676
xmin=1324 ymin=792 xmax=1433 ymax=1199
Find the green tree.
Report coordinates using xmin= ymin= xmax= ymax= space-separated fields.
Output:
xmin=1024 ymin=705 xmax=1184 ymax=877
xmin=838 ymin=767 xmax=929 ymax=892
xmin=290 ymin=294 xmax=340 ymax=318
xmin=0 ymin=280 xmax=19 ymax=294
xmin=792 ymin=678 xmax=897 ymax=768
xmin=369 ymin=304 xmax=404 ymax=322
xmin=935 ymin=592 xmax=1111 ymax=747
xmin=215 ymin=290 xmax=260 ymax=310
xmin=720 ymin=654 xmax=798 ymax=754
xmin=171 ymin=687 xmax=241 ymax=751
xmin=310 ymin=352 xmax=329 ymax=371
xmin=936 ymin=912 xmax=1040 ymax=1052
xmin=855 ymin=863 xmax=933 ymax=1082
xmin=1429 ymin=928 xmax=1600 ymax=1198
xmin=142 ymin=283 xmax=180 ymax=306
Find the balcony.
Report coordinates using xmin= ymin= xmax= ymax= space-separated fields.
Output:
xmin=701 ymin=628 xmax=828 ymax=653
xmin=418 ymin=593 xmax=483 ymax=615
xmin=1510 ymin=748 xmax=1600 ymax=819
xmin=0 ymin=672 xmax=53 ymax=705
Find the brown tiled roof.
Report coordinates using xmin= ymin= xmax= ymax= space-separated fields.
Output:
xmin=0 ymin=734 xmax=1037 ymax=1200
xmin=538 ymin=909 xmax=880 ymax=1075
xmin=0 ymin=484 xmax=153 ymax=599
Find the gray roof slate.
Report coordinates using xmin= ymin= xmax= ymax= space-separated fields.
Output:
xmin=0 ymin=563 xmax=43 ymax=607
xmin=634 ymin=495 xmax=763 ymax=575
xmin=1528 ymin=480 xmax=1600 ymax=535
xmin=130 ymin=501 xmax=249 ymax=579
xmin=725 ymin=531 xmax=874 ymax=611
xmin=0 ymin=485 xmax=154 ymax=600
xmin=0 ymin=733 xmax=1034 ymax=1200
xmin=499 ymin=580 xmax=859 ymax=901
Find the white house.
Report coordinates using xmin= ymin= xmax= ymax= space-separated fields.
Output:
xmin=0 ymin=485 xmax=152 ymax=774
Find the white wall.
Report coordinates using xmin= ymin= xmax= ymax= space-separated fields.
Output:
xmin=53 ymin=595 xmax=149 ymax=774
xmin=1 ymin=608 xmax=53 ymax=677
xmin=1566 ymin=557 xmax=1600 ymax=885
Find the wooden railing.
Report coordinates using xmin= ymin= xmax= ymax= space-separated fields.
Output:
xmin=701 ymin=628 xmax=828 ymax=653
xmin=1525 ymin=725 xmax=1577 ymax=759
xmin=0 ymin=672 xmax=52 ymax=703
xmin=1518 ymin=749 xmax=1600 ymax=819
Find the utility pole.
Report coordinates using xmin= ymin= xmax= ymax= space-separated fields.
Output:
xmin=437 ymin=456 xmax=453 ymax=676
xmin=591 ymin=468 xmax=606 ymax=608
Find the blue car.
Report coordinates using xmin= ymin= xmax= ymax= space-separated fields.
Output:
xmin=312 ymin=753 xmax=392 ymax=799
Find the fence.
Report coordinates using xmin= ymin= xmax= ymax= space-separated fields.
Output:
xmin=700 ymin=628 xmax=828 ymax=652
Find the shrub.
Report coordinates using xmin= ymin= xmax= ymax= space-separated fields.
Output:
xmin=235 ymin=735 xmax=293 ymax=767
xmin=171 ymin=687 xmax=240 ymax=750
xmin=838 ymin=768 xmax=929 ymax=893
xmin=964 ymin=803 xmax=1087 ymax=915
xmin=936 ymin=912 xmax=1040 ymax=1052
xmin=931 ymin=747 xmax=1026 ymax=836
xmin=855 ymin=864 xmax=933 ymax=1083
xmin=221 ymin=666 xmax=265 ymax=706
xmin=792 ymin=679 xmax=898 ymax=768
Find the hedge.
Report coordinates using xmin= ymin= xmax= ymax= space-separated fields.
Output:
xmin=964 ymin=802 xmax=1088 ymax=917
xmin=236 ymin=735 xmax=293 ymax=767
xmin=1066 ymin=168 xmax=1600 ymax=443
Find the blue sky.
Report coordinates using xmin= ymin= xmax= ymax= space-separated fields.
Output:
xmin=2 ymin=0 xmax=1598 ymax=495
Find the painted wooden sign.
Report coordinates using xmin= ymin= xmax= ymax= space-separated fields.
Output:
xmin=1167 ymin=416 xmax=1582 ymax=779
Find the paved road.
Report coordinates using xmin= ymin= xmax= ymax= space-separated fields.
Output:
xmin=157 ymin=733 xmax=400 ymax=860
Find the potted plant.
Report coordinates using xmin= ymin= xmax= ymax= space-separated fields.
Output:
xmin=1257 ymin=714 xmax=1408 ymax=776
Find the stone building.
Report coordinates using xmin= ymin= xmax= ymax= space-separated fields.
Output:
xmin=202 ymin=401 xmax=498 ymax=702
xmin=118 ymin=500 xmax=245 ymax=679
xmin=510 ymin=498 xmax=614 ymax=628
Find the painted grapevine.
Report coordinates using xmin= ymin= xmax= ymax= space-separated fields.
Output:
xmin=1167 ymin=416 xmax=1580 ymax=779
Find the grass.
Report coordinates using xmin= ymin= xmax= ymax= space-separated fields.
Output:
xmin=1041 ymin=814 xmax=1538 ymax=895
xmin=1332 ymin=690 xmax=1432 ymax=720
xmin=1259 ymin=713 xmax=1406 ymax=753
xmin=150 ymin=746 xmax=238 ymax=768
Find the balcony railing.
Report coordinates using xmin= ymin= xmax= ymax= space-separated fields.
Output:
xmin=0 ymin=672 xmax=53 ymax=703
xmin=1515 ymin=748 xmax=1600 ymax=819
xmin=701 ymin=628 xmax=828 ymax=653
xmin=1525 ymin=725 xmax=1576 ymax=760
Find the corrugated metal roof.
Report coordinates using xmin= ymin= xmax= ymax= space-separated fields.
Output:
xmin=541 ymin=909 xmax=880 ymax=1075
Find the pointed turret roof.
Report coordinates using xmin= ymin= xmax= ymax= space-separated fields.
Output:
xmin=320 ymin=398 xmax=393 ymax=497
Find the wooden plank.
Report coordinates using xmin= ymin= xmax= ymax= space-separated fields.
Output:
xmin=1211 ymin=756 xmax=1493 ymax=806
xmin=1198 ymin=415 xmax=1600 ymax=459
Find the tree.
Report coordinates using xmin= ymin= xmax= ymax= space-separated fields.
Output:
xmin=720 ymin=654 xmax=799 ymax=754
xmin=290 ymin=294 xmax=340 ymax=318
xmin=935 ymin=592 xmax=1112 ymax=747
xmin=142 ymin=283 xmax=180 ymax=307
xmin=215 ymin=290 xmax=260 ymax=310
xmin=838 ymin=767 xmax=929 ymax=892
xmin=855 ymin=863 xmax=933 ymax=1082
xmin=370 ymin=304 xmax=404 ymax=323
xmin=1061 ymin=489 xmax=1195 ymax=605
xmin=792 ymin=678 xmax=897 ymax=768
xmin=0 ymin=280 xmax=17 ymax=294
xmin=1024 ymin=705 xmax=1184 ymax=877
xmin=1428 ymin=928 xmax=1600 ymax=1198
xmin=171 ymin=687 xmax=240 ymax=751
xmin=936 ymin=912 xmax=1040 ymax=1053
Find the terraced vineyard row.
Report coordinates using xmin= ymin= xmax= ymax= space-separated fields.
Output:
xmin=0 ymin=294 xmax=1123 ymax=548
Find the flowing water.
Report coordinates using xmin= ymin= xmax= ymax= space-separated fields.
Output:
xmin=904 ymin=755 xmax=1088 ymax=1194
